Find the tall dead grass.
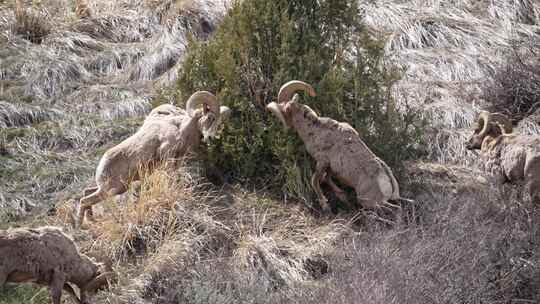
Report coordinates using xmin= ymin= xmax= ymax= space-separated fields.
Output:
xmin=46 ymin=161 xmax=540 ymax=304
xmin=48 ymin=164 xmax=349 ymax=303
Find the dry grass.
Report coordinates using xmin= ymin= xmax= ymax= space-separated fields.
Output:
xmin=483 ymin=41 xmax=540 ymax=122
xmin=2 ymin=0 xmax=540 ymax=303
xmin=45 ymin=164 xmax=349 ymax=303
xmin=0 ymin=0 xmax=229 ymax=220
xmin=41 ymin=161 xmax=540 ymax=304
xmin=363 ymin=0 xmax=540 ymax=168
xmin=12 ymin=5 xmax=51 ymax=44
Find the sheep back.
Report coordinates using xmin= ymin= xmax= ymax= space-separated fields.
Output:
xmin=0 ymin=227 xmax=81 ymax=283
xmin=292 ymin=106 xmax=399 ymax=200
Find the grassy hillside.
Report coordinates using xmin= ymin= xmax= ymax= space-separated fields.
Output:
xmin=1 ymin=0 xmax=540 ymax=303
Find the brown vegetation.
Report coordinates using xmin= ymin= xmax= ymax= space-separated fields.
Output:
xmin=2 ymin=0 xmax=540 ymax=303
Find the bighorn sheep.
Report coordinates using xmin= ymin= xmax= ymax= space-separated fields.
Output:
xmin=266 ymin=80 xmax=403 ymax=213
xmin=466 ymin=111 xmax=540 ymax=201
xmin=77 ymin=91 xmax=230 ymax=226
xmin=0 ymin=226 xmax=113 ymax=304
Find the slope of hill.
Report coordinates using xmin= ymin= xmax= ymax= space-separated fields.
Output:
xmin=0 ymin=0 xmax=228 ymax=219
xmin=1 ymin=0 xmax=540 ymax=303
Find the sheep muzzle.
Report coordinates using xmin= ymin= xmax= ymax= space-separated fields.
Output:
xmin=266 ymin=102 xmax=289 ymax=130
xmin=83 ymin=271 xmax=114 ymax=293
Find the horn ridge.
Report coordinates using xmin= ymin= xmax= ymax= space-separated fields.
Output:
xmin=477 ymin=111 xmax=492 ymax=137
xmin=186 ymin=91 xmax=220 ymax=118
xmin=277 ymin=80 xmax=316 ymax=103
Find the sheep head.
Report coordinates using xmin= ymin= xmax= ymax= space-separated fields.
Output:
xmin=79 ymin=257 xmax=115 ymax=294
xmin=186 ymin=91 xmax=231 ymax=142
xmin=266 ymin=80 xmax=317 ymax=129
xmin=466 ymin=111 xmax=513 ymax=150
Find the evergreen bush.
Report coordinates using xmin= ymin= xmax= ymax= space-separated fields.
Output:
xmin=176 ymin=0 xmax=424 ymax=200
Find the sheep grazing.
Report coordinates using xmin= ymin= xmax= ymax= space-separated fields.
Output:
xmin=466 ymin=111 xmax=540 ymax=202
xmin=0 ymin=226 xmax=113 ymax=304
xmin=77 ymin=91 xmax=231 ymax=227
xmin=266 ymin=80 xmax=404 ymax=213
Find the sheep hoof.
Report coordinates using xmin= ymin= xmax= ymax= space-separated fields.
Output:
xmin=335 ymin=192 xmax=348 ymax=203
xmin=319 ymin=201 xmax=332 ymax=214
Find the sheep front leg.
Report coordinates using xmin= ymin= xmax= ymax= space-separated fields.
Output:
xmin=312 ymin=163 xmax=331 ymax=213
xmin=0 ymin=271 xmax=6 ymax=287
xmin=49 ymin=269 xmax=66 ymax=304
xmin=80 ymin=289 xmax=88 ymax=304
xmin=82 ymin=186 xmax=98 ymax=220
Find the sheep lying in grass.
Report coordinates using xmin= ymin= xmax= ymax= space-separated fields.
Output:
xmin=266 ymin=80 xmax=404 ymax=213
xmin=466 ymin=111 xmax=540 ymax=202
xmin=0 ymin=226 xmax=113 ymax=304
xmin=77 ymin=91 xmax=231 ymax=227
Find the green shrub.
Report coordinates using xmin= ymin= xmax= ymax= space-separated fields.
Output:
xmin=176 ymin=0 xmax=424 ymax=200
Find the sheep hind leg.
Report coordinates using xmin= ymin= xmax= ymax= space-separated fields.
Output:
xmin=78 ymin=187 xmax=108 ymax=228
xmin=323 ymin=173 xmax=352 ymax=209
xmin=312 ymin=164 xmax=331 ymax=214
xmin=79 ymin=185 xmax=127 ymax=226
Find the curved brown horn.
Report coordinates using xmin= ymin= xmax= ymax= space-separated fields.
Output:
xmin=277 ymin=80 xmax=316 ymax=103
xmin=490 ymin=112 xmax=513 ymax=134
xmin=83 ymin=272 xmax=114 ymax=292
xmin=186 ymin=91 xmax=220 ymax=118
xmin=477 ymin=111 xmax=492 ymax=137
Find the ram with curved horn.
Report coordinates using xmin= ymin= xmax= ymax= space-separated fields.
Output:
xmin=267 ymin=80 xmax=408 ymax=213
xmin=0 ymin=226 xmax=114 ymax=304
xmin=77 ymin=91 xmax=231 ymax=227
xmin=466 ymin=110 xmax=540 ymax=202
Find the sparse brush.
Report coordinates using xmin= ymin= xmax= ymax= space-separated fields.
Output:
xmin=64 ymin=84 xmax=153 ymax=120
xmin=126 ymin=29 xmax=185 ymax=81
xmin=72 ymin=15 xmax=156 ymax=43
xmin=70 ymin=164 xmax=350 ymax=303
xmin=483 ymin=42 xmax=540 ymax=122
xmin=12 ymin=5 xmax=51 ymax=44
xmin=0 ymin=101 xmax=54 ymax=128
